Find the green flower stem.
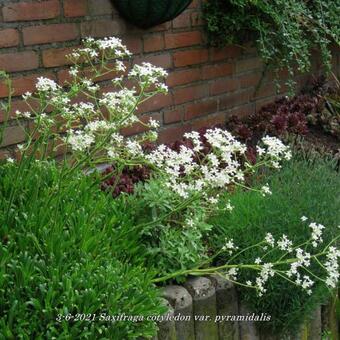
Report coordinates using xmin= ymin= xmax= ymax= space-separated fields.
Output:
xmin=152 ymin=249 xmax=334 ymax=284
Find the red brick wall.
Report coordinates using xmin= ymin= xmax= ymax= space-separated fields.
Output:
xmin=0 ymin=0 xmax=339 ymax=157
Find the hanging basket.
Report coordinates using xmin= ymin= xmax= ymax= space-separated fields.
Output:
xmin=112 ymin=0 xmax=193 ymax=29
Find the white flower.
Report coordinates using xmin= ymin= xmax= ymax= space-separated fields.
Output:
xmin=301 ymin=216 xmax=308 ymax=222
xmin=226 ymin=268 xmax=239 ymax=280
xmin=255 ymin=257 xmax=262 ymax=264
xmin=22 ymin=91 xmax=32 ymax=100
xmin=209 ymin=196 xmax=219 ymax=205
xmin=115 ymin=60 xmax=126 ymax=72
xmin=277 ymin=234 xmax=293 ymax=252
xmin=66 ymin=130 xmax=95 ymax=152
xmin=308 ymin=222 xmax=325 ymax=247
xmin=260 ymin=135 xmax=291 ymax=167
xmin=126 ymin=140 xmax=142 ymax=157
xmin=222 ymin=238 xmax=238 ymax=254
xmin=256 ymin=146 xmax=265 ymax=156
xmin=184 ymin=131 xmax=203 ymax=152
xmin=186 ymin=219 xmax=194 ymax=228
xmin=261 ymin=184 xmax=272 ymax=196
xmin=324 ymin=246 xmax=340 ymax=288
xmin=6 ymin=157 xmax=14 ymax=163
xmin=149 ymin=118 xmax=160 ymax=129
xmin=36 ymin=77 xmax=59 ymax=92
xmin=225 ymin=200 xmax=234 ymax=211
xmin=129 ymin=62 xmax=167 ymax=90
xmin=301 ymin=275 xmax=314 ymax=290
xmin=265 ymin=233 xmax=275 ymax=247
xmin=255 ymin=263 xmax=275 ymax=296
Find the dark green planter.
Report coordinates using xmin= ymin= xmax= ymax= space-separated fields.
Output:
xmin=112 ymin=0 xmax=193 ymax=29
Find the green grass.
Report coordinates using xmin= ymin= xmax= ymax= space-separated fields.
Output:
xmin=209 ymin=155 xmax=340 ymax=334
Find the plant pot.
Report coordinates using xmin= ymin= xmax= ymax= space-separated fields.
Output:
xmin=112 ymin=0 xmax=193 ymax=29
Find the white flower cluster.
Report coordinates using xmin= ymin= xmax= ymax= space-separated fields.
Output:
xmin=70 ymin=37 xmax=132 ymax=61
xmin=66 ymin=130 xmax=95 ymax=152
xmin=146 ymin=128 xmax=249 ymax=199
xmin=99 ymin=89 xmax=137 ymax=120
xmin=259 ymin=135 xmax=292 ymax=168
xmin=222 ymin=238 xmax=238 ymax=254
xmin=261 ymin=184 xmax=272 ymax=197
xmin=129 ymin=62 xmax=168 ymax=92
xmin=324 ymin=246 xmax=340 ymax=288
xmin=255 ymin=263 xmax=275 ymax=296
xmin=226 ymin=267 xmax=239 ymax=281
xmin=277 ymin=234 xmax=293 ymax=252
xmin=146 ymin=130 xmax=291 ymax=201
xmin=264 ymin=233 xmax=275 ymax=247
xmin=36 ymin=77 xmax=60 ymax=93
xmin=308 ymin=222 xmax=325 ymax=247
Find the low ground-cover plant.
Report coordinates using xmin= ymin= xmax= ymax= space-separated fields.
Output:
xmin=208 ymin=154 xmax=340 ymax=334
xmin=306 ymin=75 xmax=340 ymax=140
xmin=203 ymin=0 xmax=339 ymax=87
xmin=0 ymin=161 xmax=165 ymax=339
xmin=0 ymin=37 xmax=339 ymax=338
xmin=225 ymin=76 xmax=340 ymax=159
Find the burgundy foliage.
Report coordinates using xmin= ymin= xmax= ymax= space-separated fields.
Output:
xmin=101 ymin=164 xmax=151 ymax=197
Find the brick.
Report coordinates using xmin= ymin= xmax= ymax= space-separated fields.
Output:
xmin=210 ymin=78 xmax=239 ymax=96
xmin=173 ymin=49 xmax=208 ymax=67
xmin=42 ymin=47 xmax=76 ymax=68
xmin=1 ymin=124 xmax=26 ymax=147
xmin=165 ymin=31 xmax=202 ymax=49
xmin=166 ymin=68 xmax=201 ymax=88
xmin=236 ymin=57 xmax=263 ymax=73
xmin=64 ymin=0 xmax=87 ymax=17
xmin=81 ymin=20 xmax=126 ymax=38
xmin=239 ymin=72 xmax=262 ymax=89
xmin=210 ymin=46 xmax=242 ymax=62
xmin=172 ymin=11 xmax=192 ymax=29
xmin=185 ymin=99 xmax=218 ymax=120
xmin=158 ymin=124 xmax=191 ymax=143
xmin=202 ymin=62 xmax=234 ymax=80
xmin=0 ymin=51 xmax=39 ymax=73
xmin=148 ymin=22 xmax=171 ymax=32
xmin=164 ymin=108 xmax=183 ymax=124
xmin=0 ymin=73 xmax=55 ymax=99
xmin=255 ymin=96 xmax=277 ymax=111
xmin=88 ymin=0 xmax=115 ymax=16
xmin=2 ymin=0 xmax=60 ymax=22
xmin=254 ymin=82 xmax=278 ymax=99
xmin=219 ymin=89 xmax=253 ymax=110
xmin=144 ymin=34 xmax=164 ymax=53
xmin=23 ymin=24 xmax=78 ymax=45
xmin=190 ymin=112 xmax=225 ymax=130
xmin=191 ymin=12 xmax=203 ymax=27
xmin=134 ymin=53 xmax=172 ymax=69
xmin=138 ymin=93 xmax=173 ymax=114
xmin=124 ymin=35 xmax=142 ymax=54
xmin=0 ymin=29 xmax=19 ymax=48
xmin=227 ymin=103 xmax=255 ymax=120
xmin=173 ymin=84 xmax=209 ymax=105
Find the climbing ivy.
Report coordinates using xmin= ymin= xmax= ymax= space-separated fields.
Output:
xmin=203 ymin=0 xmax=340 ymax=87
